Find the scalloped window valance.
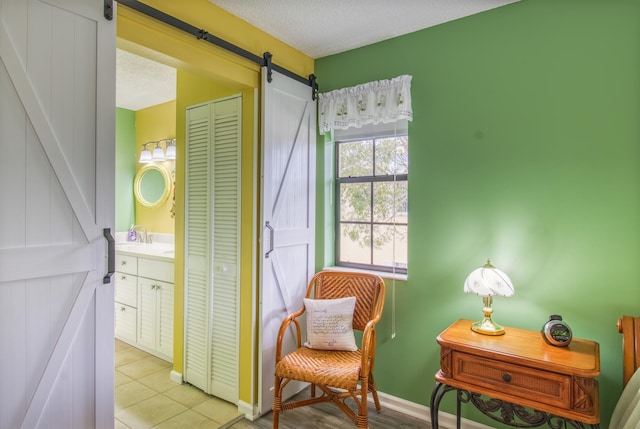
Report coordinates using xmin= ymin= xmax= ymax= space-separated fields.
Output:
xmin=318 ymin=75 xmax=413 ymax=135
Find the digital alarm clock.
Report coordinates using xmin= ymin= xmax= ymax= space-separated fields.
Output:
xmin=541 ymin=315 xmax=572 ymax=347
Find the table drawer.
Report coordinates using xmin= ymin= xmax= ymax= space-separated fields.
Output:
xmin=453 ymin=351 xmax=571 ymax=409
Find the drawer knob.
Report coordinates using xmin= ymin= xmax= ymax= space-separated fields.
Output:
xmin=503 ymin=373 xmax=512 ymax=382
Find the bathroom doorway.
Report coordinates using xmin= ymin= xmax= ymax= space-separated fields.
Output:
xmin=114 ymin=37 xmax=254 ymax=427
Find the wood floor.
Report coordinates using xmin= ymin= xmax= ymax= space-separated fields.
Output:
xmin=227 ymin=387 xmax=430 ymax=429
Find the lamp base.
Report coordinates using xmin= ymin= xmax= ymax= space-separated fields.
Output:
xmin=471 ymin=317 xmax=505 ymax=336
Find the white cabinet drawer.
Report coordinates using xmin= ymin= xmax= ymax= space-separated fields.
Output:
xmin=115 ymin=272 xmax=137 ymax=307
xmin=115 ymin=254 xmax=137 ymax=275
xmin=138 ymin=258 xmax=173 ymax=283
xmin=114 ymin=302 xmax=137 ymax=343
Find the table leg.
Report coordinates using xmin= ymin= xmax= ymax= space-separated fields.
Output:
xmin=456 ymin=390 xmax=461 ymax=429
xmin=429 ymin=382 xmax=457 ymax=429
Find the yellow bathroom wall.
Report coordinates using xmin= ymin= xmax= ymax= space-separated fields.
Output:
xmin=134 ymin=100 xmax=176 ymax=234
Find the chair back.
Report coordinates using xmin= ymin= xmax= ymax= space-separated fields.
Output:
xmin=307 ymin=271 xmax=385 ymax=331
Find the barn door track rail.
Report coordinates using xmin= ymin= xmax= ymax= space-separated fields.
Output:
xmin=112 ymin=0 xmax=318 ymax=100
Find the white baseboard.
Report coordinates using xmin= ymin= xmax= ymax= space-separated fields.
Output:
xmin=169 ymin=370 xmax=183 ymax=384
xmin=237 ymin=400 xmax=260 ymax=421
xmin=373 ymin=390 xmax=494 ymax=429
xmin=373 ymin=390 xmax=429 ymax=421
xmin=231 ymin=388 xmax=494 ymax=428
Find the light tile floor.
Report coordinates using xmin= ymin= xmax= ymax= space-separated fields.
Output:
xmin=115 ymin=339 xmax=244 ymax=429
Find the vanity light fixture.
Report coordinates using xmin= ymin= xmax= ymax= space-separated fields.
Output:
xmin=464 ymin=259 xmax=514 ymax=335
xmin=138 ymin=139 xmax=177 ymax=163
xmin=138 ymin=142 xmax=153 ymax=163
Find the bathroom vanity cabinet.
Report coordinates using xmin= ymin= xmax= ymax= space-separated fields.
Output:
xmin=114 ymin=248 xmax=174 ymax=362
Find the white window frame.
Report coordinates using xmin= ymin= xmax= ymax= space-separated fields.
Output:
xmin=332 ymin=121 xmax=409 ymax=276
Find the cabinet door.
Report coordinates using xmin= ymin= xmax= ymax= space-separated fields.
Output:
xmin=137 ymin=276 xmax=173 ymax=360
xmin=155 ymin=280 xmax=174 ymax=358
xmin=137 ymin=278 xmax=157 ymax=350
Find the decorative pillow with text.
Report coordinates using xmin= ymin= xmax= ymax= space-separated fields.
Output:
xmin=304 ymin=297 xmax=358 ymax=351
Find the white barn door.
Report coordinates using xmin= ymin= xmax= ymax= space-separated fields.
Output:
xmin=0 ymin=0 xmax=115 ymax=428
xmin=259 ymin=68 xmax=316 ymax=414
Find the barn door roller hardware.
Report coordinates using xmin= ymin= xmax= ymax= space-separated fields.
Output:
xmin=116 ymin=0 xmax=319 ymax=100
xmin=104 ymin=0 xmax=113 ymax=20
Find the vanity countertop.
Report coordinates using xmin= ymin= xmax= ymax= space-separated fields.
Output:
xmin=116 ymin=242 xmax=174 ymax=262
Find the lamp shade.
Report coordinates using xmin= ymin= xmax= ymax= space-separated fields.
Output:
xmin=138 ymin=143 xmax=153 ymax=163
xmin=152 ymin=142 xmax=165 ymax=161
xmin=165 ymin=139 xmax=176 ymax=159
xmin=464 ymin=259 xmax=514 ymax=297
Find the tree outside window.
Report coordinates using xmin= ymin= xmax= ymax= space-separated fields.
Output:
xmin=336 ymin=135 xmax=408 ymax=273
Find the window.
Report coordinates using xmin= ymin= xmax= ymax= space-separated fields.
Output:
xmin=335 ymin=134 xmax=408 ymax=274
xmin=319 ymin=74 xmax=413 ymax=276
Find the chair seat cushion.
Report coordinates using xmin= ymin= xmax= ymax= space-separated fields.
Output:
xmin=275 ymin=346 xmax=362 ymax=390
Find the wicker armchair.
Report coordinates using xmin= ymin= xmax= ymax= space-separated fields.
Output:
xmin=272 ymin=270 xmax=386 ymax=429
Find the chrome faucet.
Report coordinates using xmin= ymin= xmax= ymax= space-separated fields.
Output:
xmin=129 ymin=225 xmax=148 ymax=244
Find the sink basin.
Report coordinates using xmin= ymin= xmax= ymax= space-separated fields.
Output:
xmin=116 ymin=244 xmax=145 ymax=252
xmin=116 ymin=242 xmax=174 ymax=258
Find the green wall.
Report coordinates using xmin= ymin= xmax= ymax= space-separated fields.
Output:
xmin=116 ymin=108 xmax=136 ymax=232
xmin=315 ymin=0 xmax=640 ymax=427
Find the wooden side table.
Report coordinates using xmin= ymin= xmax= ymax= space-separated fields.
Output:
xmin=430 ymin=319 xmax=600 ymax=429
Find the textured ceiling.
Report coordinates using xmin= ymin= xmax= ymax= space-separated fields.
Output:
xmin=208 ymin=0 xmax=520 ymax=59
xmin=116 ymin=49 xmax=176 ymax=111
xmin=116 ymin=0 xmax=520 ymax=110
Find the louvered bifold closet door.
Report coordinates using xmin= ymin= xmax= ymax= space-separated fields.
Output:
xmin=184 ymin=96 xmax=241 ymax=404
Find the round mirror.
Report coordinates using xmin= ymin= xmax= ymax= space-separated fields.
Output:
xmin=134 ymin=164 xmax=171 ymax=208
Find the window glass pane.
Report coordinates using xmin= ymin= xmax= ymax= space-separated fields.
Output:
xmin=372 ymin=225 xmax=408 ymax=270
xmin=372 ymin=181 xmax=408 ymax=223
xmin=339 ymin=224 xmax=371 ymax=265
xmin=340 ymin=183 xmax=371 ymax=222
xmin=338 ymin=140 xmax=373 ymax=177
xmin=375 ymin=136 xmax=408 ymax=176
xmin=335 ymin=132 xmax=409 ymax=273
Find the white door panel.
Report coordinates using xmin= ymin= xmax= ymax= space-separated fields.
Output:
xmin=0 ymin=0 xmax=115 ymax=428
xmin=184 ymin=97 xmax=241 ymax=403
xmin=259 ymin=68 xmax=316 ymax=414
